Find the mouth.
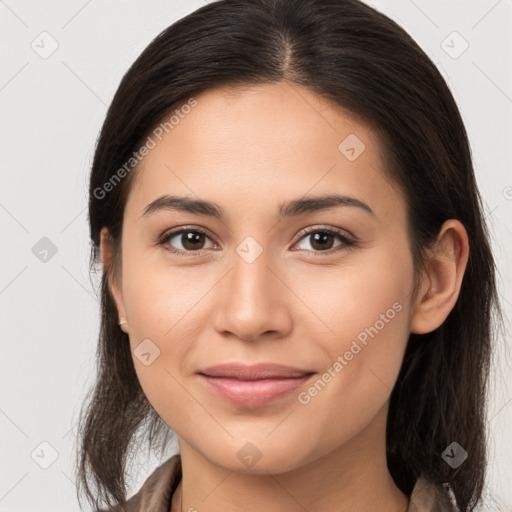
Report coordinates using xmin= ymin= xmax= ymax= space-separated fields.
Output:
xmin=196 ymin=363 xmax=316 ymax=408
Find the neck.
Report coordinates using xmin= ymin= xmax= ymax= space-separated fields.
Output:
xmin=171 ymin=405 xmax=409 ymax=512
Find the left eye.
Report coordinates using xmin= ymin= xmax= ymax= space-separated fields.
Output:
xmin=293 ymin=229 xmax=354 ymax=253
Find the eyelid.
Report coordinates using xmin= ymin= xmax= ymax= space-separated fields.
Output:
xmin=294 ymin=224 xmax=355 ymax=243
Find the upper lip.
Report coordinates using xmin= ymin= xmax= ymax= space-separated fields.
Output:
xmin=197 ymin=363 xmax=315 ymax=380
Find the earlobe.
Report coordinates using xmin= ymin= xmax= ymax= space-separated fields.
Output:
xmin=100 ymin=227 xmax=129 ymax=333
xmin=410 ymin=219 xmax=469 ymax=335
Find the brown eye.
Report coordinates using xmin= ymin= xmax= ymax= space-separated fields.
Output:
xmin=180 ymin=230 xmax=206 ymax=251
xmin=293 ymin=228 xmax=355 ymax=255
xmin=307 ymin=232 xmax=336 ymax=251
xmin=160 ymin=227 xmax=216 ymax=255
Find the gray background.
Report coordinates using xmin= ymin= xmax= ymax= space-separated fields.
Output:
xmin=1 ymin=0 xmax=511 ymax=510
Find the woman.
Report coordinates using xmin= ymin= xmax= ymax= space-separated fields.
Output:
xmin=76 ymin=0 xmax=502 ymax=511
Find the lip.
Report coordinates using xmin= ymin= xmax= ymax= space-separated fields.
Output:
xmin=197 ymin=363 xmax=316 ymax=408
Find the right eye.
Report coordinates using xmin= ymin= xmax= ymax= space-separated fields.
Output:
xmin=159 ymin=227 xmax=218 ymax=256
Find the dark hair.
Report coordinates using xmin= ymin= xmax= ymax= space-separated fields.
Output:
xmin=76 ymin=0 xmax=503 ymax=510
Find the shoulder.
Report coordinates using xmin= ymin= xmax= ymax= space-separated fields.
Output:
xmin=98 ymin=454 xmax=182 ymax=512
xmin=408 ymin=474 xmax=458 ymax=512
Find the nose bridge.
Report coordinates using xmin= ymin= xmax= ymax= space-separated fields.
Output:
xmin=232 ymin=244 xmax=271 ymax=301
xmin=213 ymin=238 xmax=288 ymax=341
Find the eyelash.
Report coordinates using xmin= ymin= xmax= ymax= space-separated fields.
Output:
xmin=158 ymin=225 xmax=356 ymax=257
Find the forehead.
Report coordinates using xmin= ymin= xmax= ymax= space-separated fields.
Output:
xmin=125 ymin=81 xmax=403 ymax=222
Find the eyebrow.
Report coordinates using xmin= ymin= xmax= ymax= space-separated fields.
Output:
xmin=141 ymin=194 xmax=375 ymax=220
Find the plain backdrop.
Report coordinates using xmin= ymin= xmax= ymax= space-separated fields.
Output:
xmin=1 ymin=0 xmax=511 ymax=510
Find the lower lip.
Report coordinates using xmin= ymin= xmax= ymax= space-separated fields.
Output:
xmin=198 ymin=374 xmax=314 ymax=408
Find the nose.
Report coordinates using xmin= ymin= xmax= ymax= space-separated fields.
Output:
xmin=212 ymin=247 xmax=292 ymax=342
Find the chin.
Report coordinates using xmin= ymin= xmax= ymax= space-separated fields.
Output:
xmin=198 ymin=439 xmax=313 ymax=476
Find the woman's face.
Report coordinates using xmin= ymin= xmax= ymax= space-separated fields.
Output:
xmin=109 ymin=81 xmax=417 ymax=473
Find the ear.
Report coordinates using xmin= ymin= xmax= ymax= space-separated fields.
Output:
xmin=100 ymin=227 xmax=129 ymax=334
xmin=410 ymin=219 xmax=469 ymax=334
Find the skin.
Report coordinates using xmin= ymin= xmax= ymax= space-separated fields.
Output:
xmin=100 ymin=81 xmax=469 ymax=512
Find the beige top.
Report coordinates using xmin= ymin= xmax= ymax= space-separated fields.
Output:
xmin=104 ymin=454 xmax=457 ymax=511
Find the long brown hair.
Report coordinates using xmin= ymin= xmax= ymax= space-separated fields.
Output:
xmin=76 ymin=1 xmax=503 ymax=510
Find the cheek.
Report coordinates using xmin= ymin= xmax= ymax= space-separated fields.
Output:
xmin=294 ymin=246 xmax=414 ymax=441
xmin=120 ymin=265 xmax=193 ymax=420
xmin=119 ymin=253 xmax=214 ymax=407
xmin=121 ymin=253 xmax=203 ymax=340
xmin=302 ymin=240 xmax=414 ymax=351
